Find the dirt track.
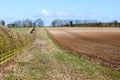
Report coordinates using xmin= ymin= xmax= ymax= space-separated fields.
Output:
xmin=46 ymin=27 xmax=120 ymax=70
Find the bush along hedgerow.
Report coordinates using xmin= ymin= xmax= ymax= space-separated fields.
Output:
xmin=0 ymin=27 xmax=35 ymax=65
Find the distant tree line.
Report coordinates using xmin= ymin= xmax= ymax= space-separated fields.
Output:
xmin=0 ymin=19 xmax=120 ymax=27
xmin=51 ymin=19 xmax=120 ymax=27
xmin=7 ymin=18 xmax=44 ymax=28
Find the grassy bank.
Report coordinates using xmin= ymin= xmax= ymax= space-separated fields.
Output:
xmin=0 ymin=27 xmax=35 ymax=65
xmin=10 ymin=28 xmax=33 ymax=34
xmin=1 ymin=28 xmax=120 ymax=80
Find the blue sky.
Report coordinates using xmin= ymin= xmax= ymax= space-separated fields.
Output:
xmin=0 ymin=0 xmax=120 ymax=25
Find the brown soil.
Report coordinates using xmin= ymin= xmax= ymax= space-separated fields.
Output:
xmin=46 ymin=27 xmax=120 ymax=71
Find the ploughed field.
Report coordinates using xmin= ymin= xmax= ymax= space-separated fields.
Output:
xmin=46 ymin=27 xmax=120 ymax=70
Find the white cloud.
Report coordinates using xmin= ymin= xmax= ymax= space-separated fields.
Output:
xmin=74 ymin=11 xmax=101 ymax=20
xmin=41 ymin=9 xmax=49 ymax=16
xmin=56 ymin=11 xmax=68 ymax=16
xmin=109 ymin=15 xmax=114 ymax=20
xmin=75 ymin=13 xmax=83 ymax=17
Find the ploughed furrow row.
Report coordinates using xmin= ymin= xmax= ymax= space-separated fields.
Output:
xmin=46 ymin=27 xmax=120 ymax=70
xmin=61 ymin=28 xmax=120 ymax=47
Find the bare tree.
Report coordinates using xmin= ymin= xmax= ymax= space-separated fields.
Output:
xmin=14 ymin=20 xmax=23 ymax=27
xmin=51 ymin=19 xmax=63 ymax=27
xmin=0 ymin=20 xmax=5 ymax=27
xmin=34 ymin=19 xmax=44 ymax=27
xmin=23 ymin=19 xmax=32 ymax=27
xmin=113 ymin=20 xmax=118 ymax=27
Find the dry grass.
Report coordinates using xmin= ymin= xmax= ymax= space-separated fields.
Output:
xmin=1 ymin=28 xmax=120 ymax=80
xmin=0 ymin=27 xmax=35 ymax=65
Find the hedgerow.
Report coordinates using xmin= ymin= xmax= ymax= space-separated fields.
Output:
xmin=0 ymin=27 xmax=35 ymax=65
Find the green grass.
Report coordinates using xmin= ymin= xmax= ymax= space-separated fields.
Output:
xmin=1 ymin=28 xmax=120 ymax=80
xmin=10 ymin=28 xmax=32 ymax=34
